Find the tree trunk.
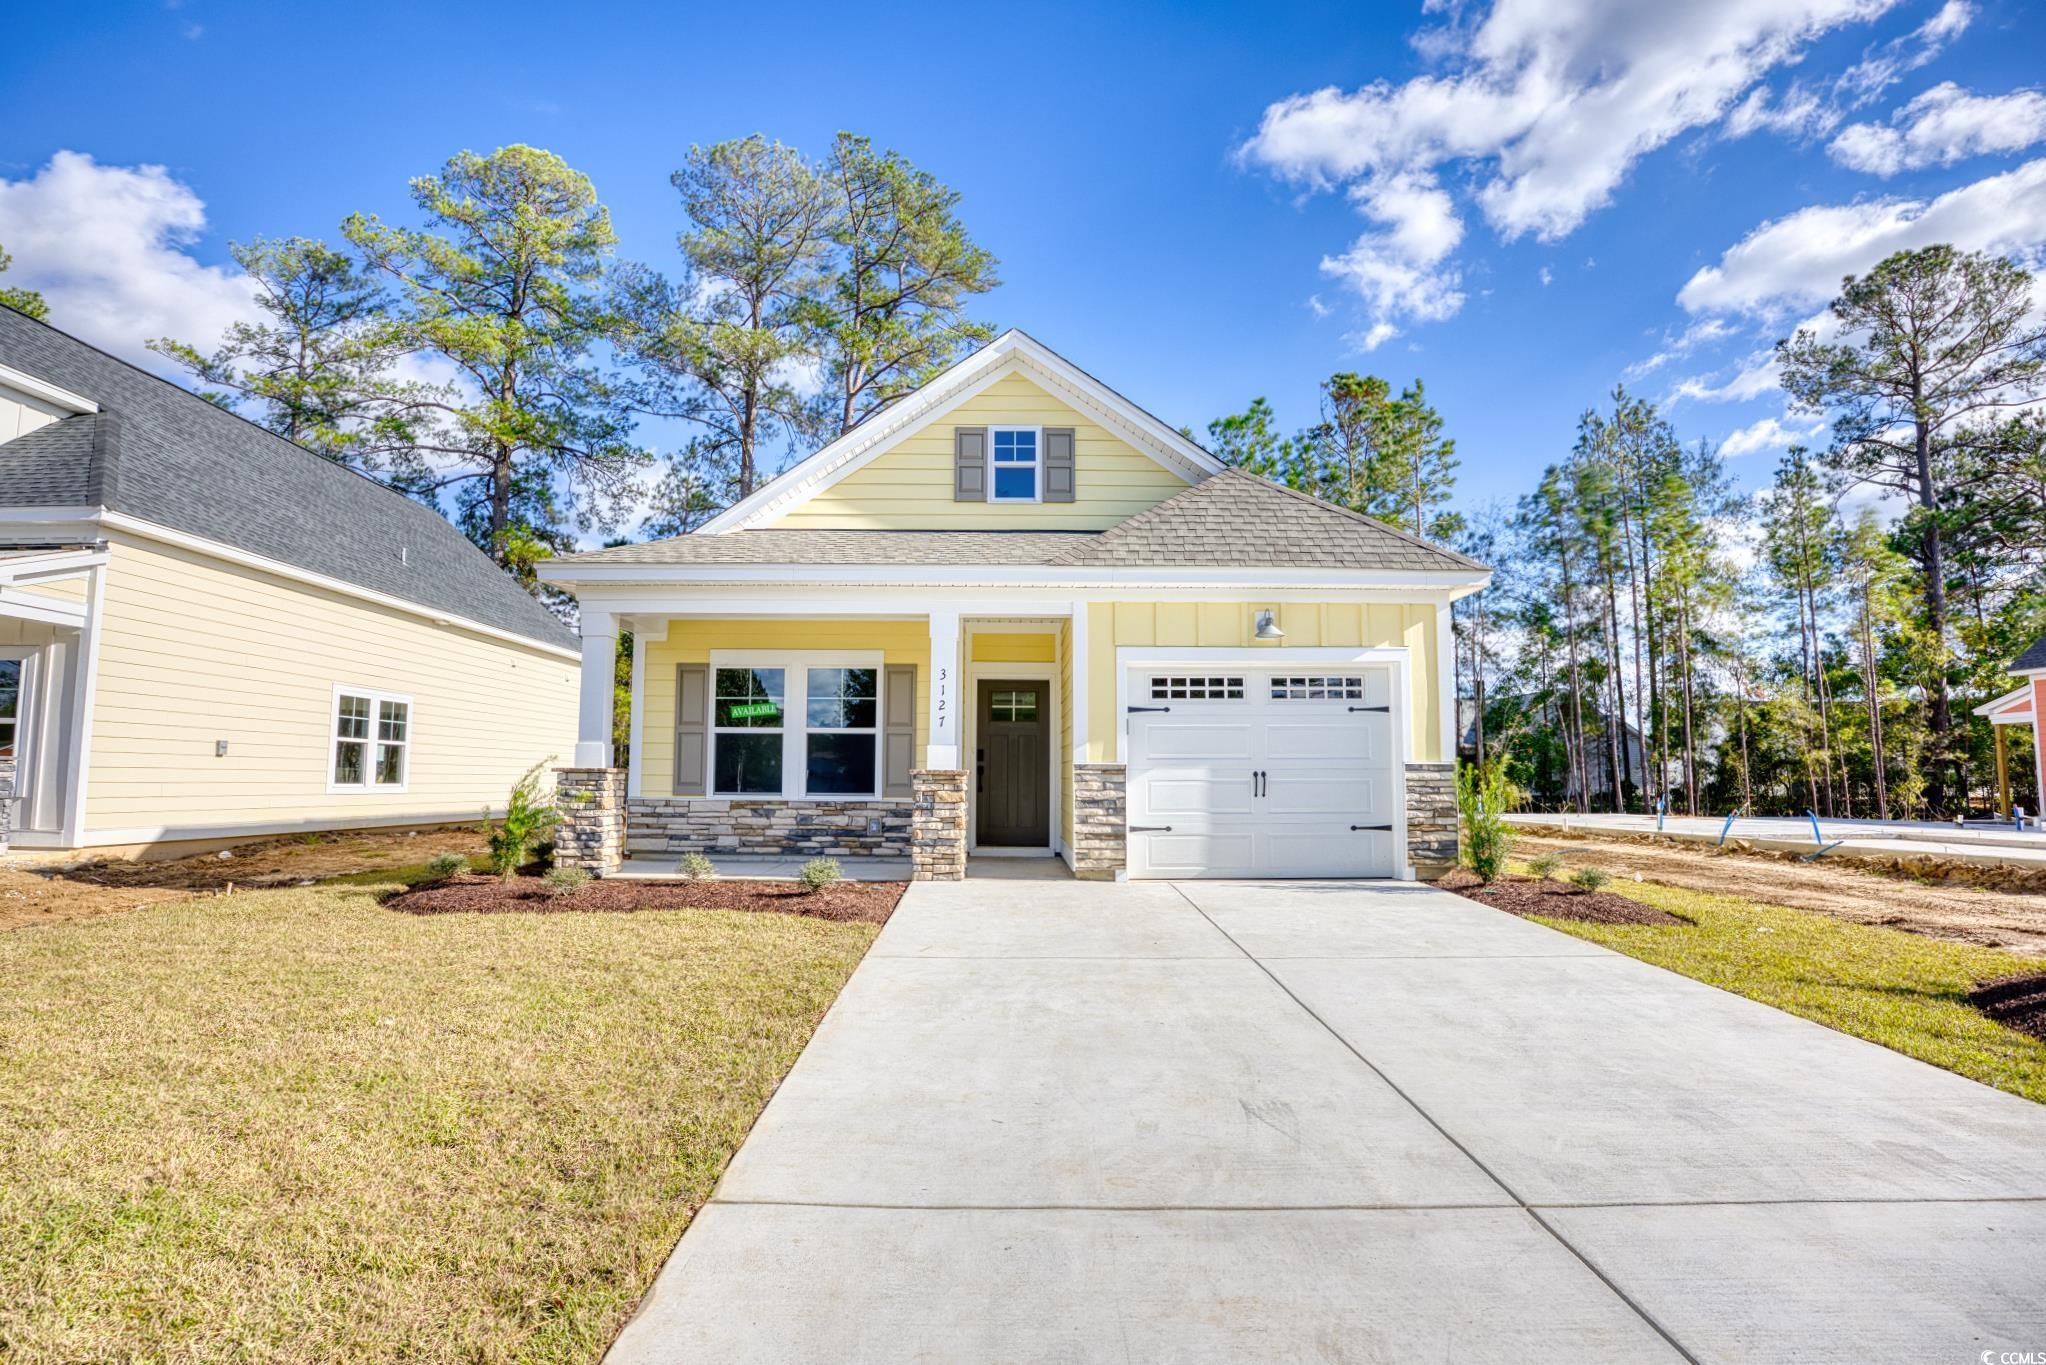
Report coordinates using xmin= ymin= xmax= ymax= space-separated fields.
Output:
xmin=1914 ymin=409 xmax=1956 ymax=810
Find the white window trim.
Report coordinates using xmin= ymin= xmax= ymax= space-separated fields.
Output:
xmin=987 ymin=425 xmax=1043 ymax=504
xmin=0 ymin=648 xmax=35 ymax=804
xmin=328 ymin=683 xmax=413 ymax=795
xmin=708 ymin=651 xmax=886 ymax=800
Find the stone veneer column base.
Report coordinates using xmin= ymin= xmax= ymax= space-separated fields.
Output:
xmin=0 ymin=756 xmax=15 ymax=854
xmin=555 ymin=767 xmax=626 ymax=874
xmin=911 ymin=770 xmax=967 ymax=881
xmin=1405 ymin=762 xmax=1458 ymax=878
xmin=1072 ymin=763 xmax=1127 ymax=881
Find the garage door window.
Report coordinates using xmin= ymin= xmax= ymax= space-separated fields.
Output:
xmin=1149 ymin=675 xmax=1245 ymax=701
xmin=1270 ymin=674 xmax=1366 ymax=701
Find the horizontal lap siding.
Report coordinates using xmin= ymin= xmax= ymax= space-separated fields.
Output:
xmin=1083 ymin=601 xmax=1442 ymax=764
xmin=83 ymin=537 xmax=579 ymax=834
xmin=639 ymin=619 xmax=930 ymax=796
xmin=772 ymin=374 xmax=1190 ymax=530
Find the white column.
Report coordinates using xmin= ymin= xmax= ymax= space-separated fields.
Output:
xmin=575 ymin=610 xmax=617 ymax=768
xmin=927 ymin=608 xmax=961 ymax=769
xmin=1068 ymin=600 xmax=1091 ymax=764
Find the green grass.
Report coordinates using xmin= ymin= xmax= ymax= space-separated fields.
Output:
xmin=0 ymin=881 xmax=876 ymax=1362
xmin=1524 ymin=873 xmax=2046 ymax=1105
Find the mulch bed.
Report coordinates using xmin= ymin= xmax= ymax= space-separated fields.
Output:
xmin=1967 ymin=973 xmax=2046 ymax=1041
xmin=1435 ymin=869 xmax=1689 ymax=926
xmin=384 ymin=874 xmax=904 ymax=925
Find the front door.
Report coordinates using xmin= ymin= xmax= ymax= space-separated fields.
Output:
xmin=976 ymin=679 xmax=1049 ymax=847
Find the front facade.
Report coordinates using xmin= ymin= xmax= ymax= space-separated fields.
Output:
xmin=0 ymin=309 xmax=580 ymax=854
xmin=1975 ymin=630 xmax=2046 ymax=819
xmin=540 ymin=332 xmax=1489 ymax=881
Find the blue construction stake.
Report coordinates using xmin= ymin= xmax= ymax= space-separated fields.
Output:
xmin=1718 ymin=811 xmax=1738 ymax=847
xmin=1798 ymin=808 xmax=1845 ymax=862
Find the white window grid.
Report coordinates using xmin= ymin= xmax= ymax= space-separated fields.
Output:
xmin=1150 ymin=675 xmax=1246 ymax=701
xmin=330 ymin=685 xmax=411 ymax=792
xmin=1270 ymin=674 xmax=1367 ymax=701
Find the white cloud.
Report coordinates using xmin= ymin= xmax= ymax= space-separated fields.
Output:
xmin=1240 ymin=0 xmax=1898 ymax=342
xmin=1719 ymin=413 xmax=1826 ymax=456
xmin=1829 ymin=82 xmax=2046 ymax=174
xmin=1538 ymin=266 xmax=1553 ymax=286
xmin=1723 ymin=83 xmax=1840 ymax=140
xmin=1835 ymin=0 xmax=1972 ymax=103
xmin=1625 ymin=317 xmax=1737 ymax=379
xmin=1670 ymin=349 xmax=1788 ymax=404
xmin=0 ymin=151 xmax=258 ymax=367
xmin=1678 ymin=157 xmax=2046 ymax=317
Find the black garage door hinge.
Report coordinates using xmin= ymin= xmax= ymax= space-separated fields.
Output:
xmin=1348 ymin=705 xmax=1391 ymax=713
xmin=1128 ymin=824 xmax=1174 ymax=833
xmin=1351 ymin=824 xmax=1394 ymax=832
xmin=1127 ymin=705 xmax=1171 ymax=713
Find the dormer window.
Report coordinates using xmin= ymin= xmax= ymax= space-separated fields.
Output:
xmin=990 ymin=427 xmax=1040 ymax=502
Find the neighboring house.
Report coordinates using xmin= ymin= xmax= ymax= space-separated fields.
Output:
xmin=539 ymin=331 xmax=1490 ymax=881
xmin=0 ymin=307 xmax=579 ymax=855
xmin=1975 ymin=631 xmax=2046 ymax=818
xmin=1457 ymin=695 xmax=1649 ymax=808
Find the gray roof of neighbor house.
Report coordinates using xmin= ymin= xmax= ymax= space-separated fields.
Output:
xmin=0 ymin=307 xmax=575 ymax=650
xmin=555 ymin=469 xmax=1488 ymax=575
xmin=2017 ymin=633 xmax=2046 ymax=673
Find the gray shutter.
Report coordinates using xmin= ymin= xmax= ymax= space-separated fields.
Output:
xmin=954 ymin=427 xmax=988 ymax=501
xmin=673 ymin=664 xmax=708 ymax=796
xmin=1044 ymin=427 xmax=1076 ymax=502
xmin=883 ymin=664 xmax=917 ymax=797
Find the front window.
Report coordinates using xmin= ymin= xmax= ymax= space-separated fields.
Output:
xmin=990 ymin=427 xmax=1039 ymax=501
xmin=714 ymin=667 xmax=786 ymax=795
xmin=332 ymin=688 xmax=410 ymax=790
xmin=0 ymin=658 xmax=21 ymax=760
xmin=710 ymin=657 xmax=882 ymax=798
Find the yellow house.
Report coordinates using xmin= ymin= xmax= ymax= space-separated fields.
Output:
xmin=0 ymin=308 xmax=579 ymax=856
xmin=539 ymin=331 xmax=1490 ymax=882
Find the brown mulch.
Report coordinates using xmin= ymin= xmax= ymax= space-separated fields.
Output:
xmin=384 ymin=874 xmax=905 ymax=924
xmin=1968 ymin=972 xmax=2046 ymax=1041
xmin=1435 ymin=869 xmax=1689 ymax=926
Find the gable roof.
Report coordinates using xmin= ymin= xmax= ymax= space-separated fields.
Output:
xmin=546 ymin=468 xmax=1488 ymax=580
xmin=0 ymin=307 xmax=575 ymax=651
xmin=2016 ymin=633 xmax=2046 ymax=674
xmin=696 ymin=330 xmax=1225 ymax=534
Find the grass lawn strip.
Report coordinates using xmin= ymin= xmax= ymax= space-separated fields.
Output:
xmin=0 ymin=878 xmax=876 ymax=1361
xmin=1517 ymin=871 xmax=2046 ymax=1106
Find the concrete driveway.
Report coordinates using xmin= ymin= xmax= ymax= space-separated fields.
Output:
xmin=610 ymin=878 xmax=2046 ymax=1364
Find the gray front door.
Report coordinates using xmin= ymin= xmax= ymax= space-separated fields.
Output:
xmin=977 ymin=680 xmax=1049 ymax=847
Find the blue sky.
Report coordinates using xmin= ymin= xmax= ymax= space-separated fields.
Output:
xmin=5 ymin=0 xmax=2045 ymax=526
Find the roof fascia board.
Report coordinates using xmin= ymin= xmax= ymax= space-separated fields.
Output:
xmin=696 ymin=331 xmax=1223 ymax=534
xmin=95 ymin=510 xmax=581 ymax=661
xmin=0 ymin=546 xmax=109 ymax=585
xmin=540 ymin=560 xmax=1489 ymax=591
xmin=0 ymin=363 xmax=98 ymax=415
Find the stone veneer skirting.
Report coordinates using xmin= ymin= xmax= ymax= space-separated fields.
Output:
xmin=1072 ymin=763 xmax=1127 ymax=881
xmin=555 ymin=768 xmax=626 ymax=874
xmin=624 ymin=796 xmax=913 ymax=859
xmin=1405 ymin=762 xmax=1458 ymax=875
xmin=910 ymin=770 xmax=967 ymax=881
xmin=0 ymin=755 xmax=16 ymax=853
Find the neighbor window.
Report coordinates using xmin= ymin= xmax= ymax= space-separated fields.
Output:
xmin=710 ymin=656 xmax=883 ymax=799
xmin=990 ymin=427 xmax=1040 ymax=501
xmin=0 ymin=658 xmax=21 ymax=760
xmin=332 ymin=687 xmax=410 ymax=790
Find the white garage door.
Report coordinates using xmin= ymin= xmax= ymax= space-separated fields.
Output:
xmin=1125 ymin=666 xmax=1399 ymax=879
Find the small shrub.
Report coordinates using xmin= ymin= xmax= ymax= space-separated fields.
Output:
xmin=1569 ymin=866 xmax=1611 ymax=894
xmin=485 ymin=762 xmax=560 ymax=880
xmin=1455 ymin=759 xmax=1517 ymax=884
xmin=425 ymin=852 xmax=468 ymax=880
xmin=798 ymin=857 xmax=842 ymax=893
xmin=1528 ymin=851 xmax=1564 ymax=880
xmin=680 ymin=852 xmax=716 ymax=881
xmin=541 ymin=866 xmax=592 ymax=898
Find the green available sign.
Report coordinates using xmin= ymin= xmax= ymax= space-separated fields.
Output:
xmin=728 ymin=702 xmax=781 ymax=720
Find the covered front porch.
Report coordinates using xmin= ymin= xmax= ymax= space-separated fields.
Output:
xmin=0 ymin=544 xmax=105 ymax=852
xmin=1975 ymin=681 xmax=2044 ymax=820
xmin=556 ymin=600 xmax=1106 ymax=882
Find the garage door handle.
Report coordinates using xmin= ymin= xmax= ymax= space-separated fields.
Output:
xmin=1128 ymin=705 xmax=1170 ymax=713
xmin=1351 ymin=824 xmax=1393 ymax=832
xmin=1129 ymin=824 xmax=1173 ymax=833
xmin=1349 ymin=705 xmax=1391 ymax=713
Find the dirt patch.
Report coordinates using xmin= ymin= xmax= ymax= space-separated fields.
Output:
xmin=1969 ymin=973 xmax=2046 ymax=1042
xmin=385 ymin=873 xmax=905 ymax=924
xmin=1517 ymin=834 xmax=2046 ymax=958
xmin=1438 ymin=870 xmax=1687 ymax=926
xmin=1 ymin=827 xmax=491 ymax=930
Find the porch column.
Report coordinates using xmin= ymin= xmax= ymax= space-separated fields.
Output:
xmin=1995 ymin=724 xmax=2011 ymax=817
xmin=575 ymin=610 xmax=617 ymax=768
xmin=927 ymin=608 xmax=961 ymax=769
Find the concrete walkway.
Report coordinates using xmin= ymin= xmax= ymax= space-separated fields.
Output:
xmin=609 ymin=878 xmax=2046 ymax=1363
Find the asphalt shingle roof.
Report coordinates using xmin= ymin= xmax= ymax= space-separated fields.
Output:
xmin=552 ymin=468 xmax=1488 ymax=576
xmin=2016 ymin=633 xmax=2046 ymax=673
xmin=0 ymin=307 xmax=574 ymax=650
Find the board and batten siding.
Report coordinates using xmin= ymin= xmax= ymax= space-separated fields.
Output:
xmin=1083 ymin=600 xmax=1446 ymax=765
xmin=0 ymin=379 xmax=69 ymax=446
xmin=82 ymin=536 xmax=578 ymax=839
xmin=768 ymin=373 xmax=1191 ymax=530
xmin=639 ymin=619 xmax=931 ymax=796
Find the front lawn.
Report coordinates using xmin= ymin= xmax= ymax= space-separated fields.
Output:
xmin=0 ymin=880 xmax=876 ymax=1361
xmin=1526 ymin=875 xmax=2046 ymax=1105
